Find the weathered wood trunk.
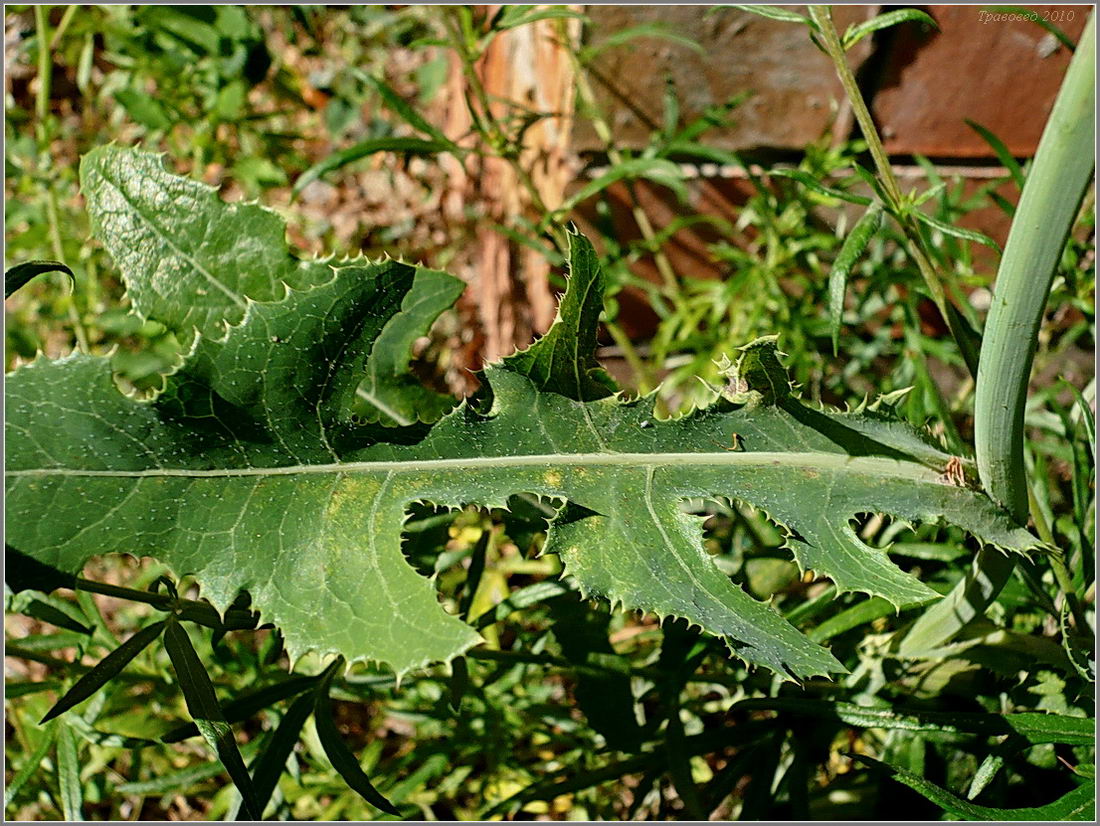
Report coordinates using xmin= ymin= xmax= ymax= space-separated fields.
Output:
xmin=441 ymin=5 xmax=582 ymax=365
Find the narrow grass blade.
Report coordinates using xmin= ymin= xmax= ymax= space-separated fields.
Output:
xmin=164 ymin=620 xmax=260 ymax=820
xmin=5 ymin=724 xmax=56 ymax=808
xmin=842 ymin=9 xmax=937 ymax=51
xmin=915 ymin=211 xmax=1002 ymax=252
xmin=313 ymin=659 xmax=399 ymax=816
xmin=162 ymin=674 xmax=318 ymax=742
xmin=944 ymin=300 xmax=984 ymax=379
xmin=734 ymin=699 xmax=1094 ymax=745
xmin=448 ymin=655 xmax=469 ymax=712
xmin=248 ymin=691 xmax=316 ymax=819
xmin=580 ymin=23 xmax=705 ymax=62
xmin=807 ymin=596 xmax=897 ymax=643
xmin=360 ymin=73 xmax=462 ymax=152
xmin=967 ymin=749 xmax=1008 ymax=800
xmin=984 ymin=6 xmax=1077 ymax=51
xmin=116 ymin=760 xmax=228 ymax=796
xmin=41 ymin=620 xmax=167 ymax=723
xmin=1066 ymin=381 xmax=1096 ymax=458
xmin=20 ymin=597 xmax=92 ymax=635
xmin=966 ymin=119 xmax=1025 ymax=189
xmin=663 ymin=697 xmax=706 ymax=819
xmin=494 ymin=6 xmax=586 ymax=30
xmin=458 ymin=530 xmax=489 ymax=622
xmin=7 ymin=679 xmax=63 ymax=699
xmin=829 ymin=201 xmax=883 ymax=354
xmin=770 ymin=168 xmax=872 ymax=205
xmin=293 ymin=137 xmax=451 ymax=195
xmin=722 ymin=5 xmax=809 ymax=25
xmin=56 ymin=721 xmax=84 ymax=821
xmin=475 ymin=581 xmax=573 ymax=630
xmin=4 ymin=260 xmax=74 ymax=298
xmin=855 ymin=755 xmax=1095 ymax=820
xmin=560 ymin=158 xmax=689 ymax=211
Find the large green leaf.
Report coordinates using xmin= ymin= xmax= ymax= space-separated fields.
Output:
xmin=5 ymin=149 xmax=1039 ymax=680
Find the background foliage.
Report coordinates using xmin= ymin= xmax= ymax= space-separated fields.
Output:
xmin=4 ymin=4 xmax=1095 ymax=821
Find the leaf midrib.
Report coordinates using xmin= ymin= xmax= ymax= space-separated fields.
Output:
xmin=8 ymin=450 xmax=945 ymax=483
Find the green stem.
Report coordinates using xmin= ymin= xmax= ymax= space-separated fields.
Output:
xmin=34 ymin=6 xmax=51 ymax=130
xmin=567 ymin=50 xmax=683 ymax=302
xmin=34 ymin=6 xmax=89 ymax=353
xmin=809 ymin=6 xmax=977 ymax=376
xmin=605 ymin=320 xmax=657 ymax=393
xmin=901 ymin=12 xmax=1095 ymax=653
xmin=48 ymin=4 xmax=78 ymax=51
xmin=72 ymin=577 xmax=255 ymax=630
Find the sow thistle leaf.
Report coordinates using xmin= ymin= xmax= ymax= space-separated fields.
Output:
xmin=5 ymin=148 xmax=1040 ymax=682
xmin=79 ymin=146 xmax=333 ymax=346
xmin=352 ymin=266 xmax=465 ymax=427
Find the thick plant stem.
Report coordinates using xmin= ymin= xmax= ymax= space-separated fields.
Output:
xmin=900 ymin=13 xmax=1095 ymax=654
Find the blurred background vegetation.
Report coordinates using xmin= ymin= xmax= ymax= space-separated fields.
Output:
xmin=4 ymin=4 xmax=1094 ymax=821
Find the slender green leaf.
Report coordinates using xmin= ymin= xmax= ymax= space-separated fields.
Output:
xmin=293 ymin=137 xmax=453 ymax=195
xmin=550 ymin=595 xmax=642 ymax=751
xmin=842 ymin=9 xmax=938 ymax=50
xmin=807 ymin=596 xmax=897 ymax=643
xmin=17 ymin=597 xmax=92 ymax=635
xmin=966 ymin=119 xmax=1026 ymax=189
xmin=720 ymin=5 xmax=810 ymax=25
xmin=736 ymin=699 xmax=1094 ymax=745
xmin=248 ymin=691 xmax=316 ymax=818
xmin=945 ymin=299 xmax=985 ymax=380
xmin=115 ymin=760 xmax=229 ymax=796
xmin=990 ymin=190 xmax=1017 ymax=217
xmin=984 ymin=6 xmax=1077 ymax=51
xmin=968 ymin=759 xmax=1005 ymax=801
xmin=856 ymin=756 xmax=1095 ymax=820
xmin=560 ymin=158 xmax=690 ymax=212
xmin=448 ymin=655 xmax=469 ymax=712
xmin=313 ymin=659 xmax=399 ymax=816
xmin=5 ymin=260 xmax=74 ymax=299
xmin=914 ymin=211 xmax=1002 ymax=252
xmin=476 ymin=581 xmax=574 ymax=630
xmin=56 ymin=721 xmax=84 ymax=821
xmin=5 ymin=724 xmax=56 ymax=808
xmin=769 ymin=168 xmax=872 ymax=206
xmin=163 ymin=619 xmax=260 ymax=820
xmin=495 ymin=6 xmax=586 ymax=30
xmin=161 ymin=674 xmax=318 ymax=742
xmin=829 ymin=202 xmax=883 ymax=354
xmin=1066 ymin=381 xmax=1096 ymax=459
xmin=360 ymin=73 xmax=461 ymax=151
xmin=113 ymin=88 xmax=174 ymax=130
xmin=41 ymin=620 xmax=167 ymax=723
xmin=580 ymin=23 xmax=704 ymax=62
xmin=6 ymin=679 xmax=63 ymax=698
